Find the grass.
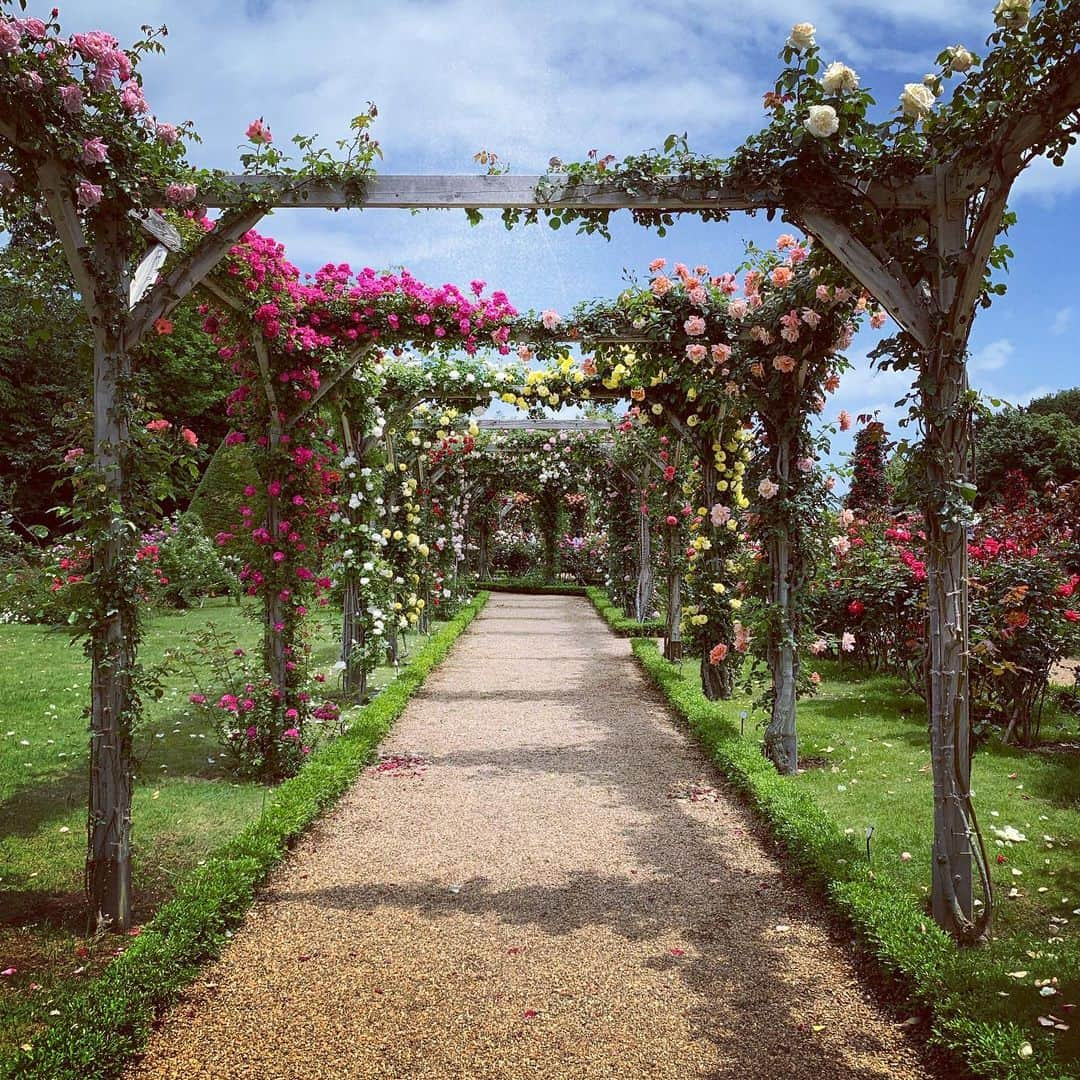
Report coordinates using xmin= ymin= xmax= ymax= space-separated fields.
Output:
xmin=585 ymin=585 xmax=665 ymax=636
xmin=631 ymin=641 xmax=1080 ymax=1080
xmin=0 ymin=596 xmax=477 ymax=1069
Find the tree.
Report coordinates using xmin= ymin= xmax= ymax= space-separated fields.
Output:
xmin=975 ymin=406 xmax=1080 ymax=502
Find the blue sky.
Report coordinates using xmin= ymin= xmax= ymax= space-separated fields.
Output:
xmin=33 ymin=0 xmax=1080 ymax=454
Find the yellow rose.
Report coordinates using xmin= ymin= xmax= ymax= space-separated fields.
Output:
xmin=712 ymin=582 xmax=726 ymax=595
xmin=729 ymin=598 xmax=742 ymax=610
xmin=393 ymin=530 xmax=403 ymax=541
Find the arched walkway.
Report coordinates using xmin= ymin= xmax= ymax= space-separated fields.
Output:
xmin=131 ymin=595 xmax=934 ymax=1079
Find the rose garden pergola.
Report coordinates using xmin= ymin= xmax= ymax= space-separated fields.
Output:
xmin=2 ymin=2 xmax=1078 ymax=942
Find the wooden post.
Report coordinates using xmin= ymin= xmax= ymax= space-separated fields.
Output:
xmin=925 ymin=174 xmax=982 ymax=937
xmin=764 ymin=429 xmax=799 ymax=775
xmin=635 ymin=477 xmax=655 ymax=623
xmin=697 ymin=455 xmax=732 ymax=701
xmin=663 ymin=444 xmax=682 ymax=661
xmin=85 ymin=209 xmax=134 ymax=933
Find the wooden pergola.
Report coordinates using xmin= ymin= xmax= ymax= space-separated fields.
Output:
xmin=6 ymin=36 xmax=1079 ymax=935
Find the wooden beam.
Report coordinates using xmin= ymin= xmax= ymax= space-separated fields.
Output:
xmin=475 ymin=418 xmax=614 ymax=431
xmin=199 ymin=173 xmax=935 ymax=213
xmin=798 ymin=207 xmax=934 ymax=349
xmin=130 ymin=209 xmax=182 ymax=252
xmin=128 ymin=243 xmax=169 ymax=308
xmin=126 ymin=207 xmax=265 ymax=348
xmin=35 ymin=160 xmax=100 ymax=330
xmin=287 ymin=344 xmax=375 ymax=428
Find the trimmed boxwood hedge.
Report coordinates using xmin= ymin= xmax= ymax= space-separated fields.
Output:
xmin=585 ymin=586 xmax=665 ymax=636
xmin=5 ymin=592 xmax=489 ymax=1080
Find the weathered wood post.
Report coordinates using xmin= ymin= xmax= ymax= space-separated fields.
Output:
xmin=663 ymin=444 xmax=683 ymax=661
xmin=85 ymin=208 xmax=135 ymax=932
xmin=925 ymin=171 xmax=978 ymax=933
xmin=635 ymin=487 xmax=655 ymax=623
xmin=697 ymin=454 xmax=732 ymax=701
xmin=763 ymin=429 xmax=799 ymax=775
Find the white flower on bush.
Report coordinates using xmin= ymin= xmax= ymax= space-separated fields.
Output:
xmin=758 ymin=478 xmax=780 ymax=500
xmin=900 ymin=82 xmax=936 ymax=120
xmin=788 ymin=22 xmax=816 ymax=50
xmin=841 ymin=632 xmax=856 ymax=652
xmin=945 ymin=45 xmax=975 ymax=73
xmin=993 ymin=0 xmax=1031 ymax=30
xmin=822 ymin=62 xmax=859 ymax=94
xmin=805 ymin=105 xmax=840 ymax=138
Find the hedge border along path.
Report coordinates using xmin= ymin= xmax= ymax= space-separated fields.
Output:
xmin=585 ymin=586 xmax=665 ymax=637
xmin=629 ymin=638 xmax=1062 ymax=1080
xmin=3 ymin=592 xmax=489 ymax=1080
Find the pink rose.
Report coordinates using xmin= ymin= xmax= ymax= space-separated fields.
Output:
xmin=120 ymin=81 xmax=149 ymax=115
xmin=650 ymin=275 xmax=672 ymax=297
xmin=81 ymin=137 xmax=109 ymax=165
xmin=145 ymin=418 xmax=171 ymax=433
xmin=19 ymin=18 xmax=47 ymax=40
xmin=59 ymin=83 xmax=84 ymax=114
xmin=773 ymin=355 xmax=797 ymax=374
xmin=711 ymin=343 xmax=732 ymax=365
xmin=155 ymin=122 xmax=179 ymax=145
xmin=648 ymin=258 xmax=666 ymax=272
xmin=76 ymin=180 xmax=103 ymax=208
xmin=165 ymin=182 xmax=196 ymax=205
xmin=0 ymin=19 xmax=23 ymax=56
xmin=728 ymin=299 xmax=748 ymax=319
xmin=771 ymin=266 xmax=793 ymax=288
xmin=683 ymin=315 xmax=706 ymax=336
xmin=180 ymin=428 xmax=198 ymax=447
xmin=246 ymin=117 xmax=273 ymax=144
xmin=838 ymin=410 xmax=852 ymax=431
xmin=541 ymin=309 xmax=561 ymax=331
xmin=685 ymin=343 xmax=708 ymax=363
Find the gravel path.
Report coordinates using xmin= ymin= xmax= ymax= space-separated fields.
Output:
xmin=131 ymin=595 xmax=936 ymax=1080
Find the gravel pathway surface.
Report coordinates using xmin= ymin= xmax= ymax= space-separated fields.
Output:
xmin=131 ymin=595 xmax=937 ymax=1080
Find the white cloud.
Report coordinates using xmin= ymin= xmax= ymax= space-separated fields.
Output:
xmin=969 ymin=338 xmax=1014 ymax=372
xmin=1013 ymin=150 xmax=1080 ymax=203
xmin=1051 ymin=306 xmax=1073 ymax=335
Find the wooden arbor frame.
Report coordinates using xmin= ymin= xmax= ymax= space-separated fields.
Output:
xmin=5 ymin=41 xmax=1078 ymax=934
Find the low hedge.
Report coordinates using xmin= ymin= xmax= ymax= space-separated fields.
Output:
xmin=630 ymin=638 xmax=1062 ymax=1080
xmin=6 ymin=592 xmax=489 ymax=1080
xmin=586 ymin=586 xmax=665 ymax=636
xmin=484 ymin=578 xmax=587 ymax=595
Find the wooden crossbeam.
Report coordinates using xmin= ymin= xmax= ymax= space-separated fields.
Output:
xmin=799 ymin=208 xmax=934 ymax=349
xmin=126 ymin=207 xmax=265 ymax=347
xmin=475 ymin=418 xmax=614 ymax=431
xmin=199 ymin=173 xmax=935 ymax=212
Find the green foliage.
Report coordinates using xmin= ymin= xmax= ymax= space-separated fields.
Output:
xmin=488 ymin=580 xmax=586 ymax=596
xmin=187 ymin=442 xmax=260 ymax=542
xmin=586 ymin=586 xmax=664 ymax=636
xmin=975 ymin=407 xmax=1080 ymax=503
xmin=1 ymin=592 xmax=489 ymax=1080
xmin=1027 ymin=387 xmax=1080 ymax=426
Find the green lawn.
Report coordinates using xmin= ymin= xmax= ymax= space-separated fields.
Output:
xmin=0 ymin=600 xmax=431 ymax=1057
xmin=658 ymin=652 xmax=1080 ymax=1076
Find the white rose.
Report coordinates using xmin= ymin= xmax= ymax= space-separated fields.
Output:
xmin=788 ymin=22 xmax=816 ymax=50
xmin=993 ymin=0 xmax=1031 ymax=30
xmin=900 ymin=82 xmax=936 ymax=120
xmin=805 ymin=104 xmax=840 ymax=138
xmin=946 ymin=45 xmax=975 ymax=73
xmin=821 ymin=62 xmax=859 ymax=94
